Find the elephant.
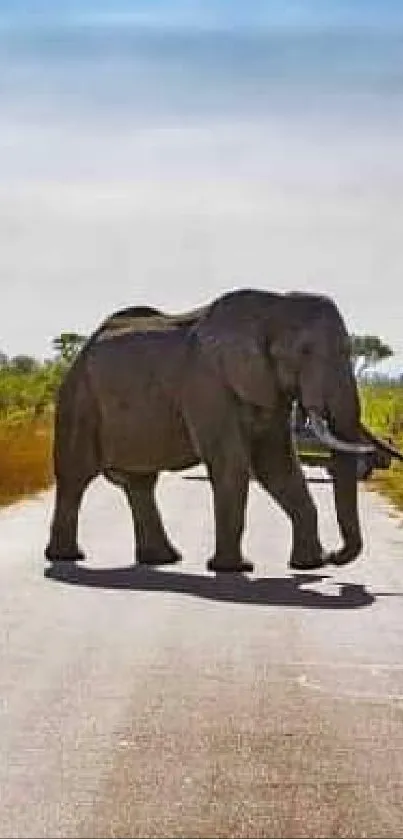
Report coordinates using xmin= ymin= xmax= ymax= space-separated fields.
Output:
xmin=45 ymin=289 xmax=403 ymax=573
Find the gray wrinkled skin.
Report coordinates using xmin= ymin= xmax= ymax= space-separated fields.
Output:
xmin=45 ymin=289 xmax=377 ymax=572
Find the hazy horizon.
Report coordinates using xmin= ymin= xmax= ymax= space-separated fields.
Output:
xmin=1 ymin=1 xmax=402 ymax=373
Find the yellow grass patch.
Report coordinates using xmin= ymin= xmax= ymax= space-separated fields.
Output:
xmin=0 ymin=416 xmax=54 ymax=506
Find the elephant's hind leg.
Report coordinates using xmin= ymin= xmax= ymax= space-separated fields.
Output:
xmin=251 ymin=434 xmax=325 ymax=570
xmin=124 ymin=474 xmax=181 ymax=566
xmin=45 ymin=473 xmax=92 ymax=561
xmin=45 ymin=380 xmax=99 ymax=561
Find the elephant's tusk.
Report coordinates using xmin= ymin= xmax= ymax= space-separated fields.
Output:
xmin=307 ymin=411 xmax=375 ymax=455
xmin=360 ymin=423 xmax=403 ymax=462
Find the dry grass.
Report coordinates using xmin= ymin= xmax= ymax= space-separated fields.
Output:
xmin=369 ymin=470 xmax=403 ymax=513
xmin=367 ymin=448 xmax=403 ymax=514
xmin=0 ymin=416 xmax=54 ymax=506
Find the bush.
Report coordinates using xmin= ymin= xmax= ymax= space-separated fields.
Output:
xmin=360 ymin=383 xmax=403 ymax=511
xmin=0 ymin=348 xmax=68 ymax=506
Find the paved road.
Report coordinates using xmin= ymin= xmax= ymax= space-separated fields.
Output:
xmin=1 ymin=469 xmax=403 ymax=838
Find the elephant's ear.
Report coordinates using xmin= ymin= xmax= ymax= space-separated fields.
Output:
xmin=194 ymin=324 xmax=275 ymax=408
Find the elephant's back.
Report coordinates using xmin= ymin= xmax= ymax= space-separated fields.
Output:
xmin=89 ymin=304 xmax=208 ymax=346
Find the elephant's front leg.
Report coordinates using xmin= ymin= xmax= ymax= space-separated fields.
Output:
xmin=124 ymin=474 xmax=181 ymax=566
xmin=206 ymin=449 xmax=252 ymax=573
xmin=251 ymin=435 xmax=325 ymax=570
xmin=182 ymin=368 xmax=253 ymax=573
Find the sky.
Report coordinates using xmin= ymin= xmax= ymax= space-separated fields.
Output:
xmin=2 ymin=1 xmax=403 ymax=29
xmin=0 ymin=0 xmax=402 ymax=373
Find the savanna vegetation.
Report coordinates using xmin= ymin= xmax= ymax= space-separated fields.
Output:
xmin=350 ymin=334 xmax=403 ymax=511
xmin=0 ymin=333 xmax=85 ymax=505
xmin=0 ymin=328 xmax=402 ymax=512
xmin=360 ymin=383 xmax=403 ymax=510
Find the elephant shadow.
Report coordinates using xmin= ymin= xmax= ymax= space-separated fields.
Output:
xmin=44 ymin=562 xmax=375 ymax=610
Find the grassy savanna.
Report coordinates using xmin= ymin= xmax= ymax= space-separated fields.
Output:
xmin=0 ymin=361 xmax=59 ymax=505
xmin=0 ymin=334 xmax=84 ymax=506
xmin=0 ymin=415 xmax=54 ymax=506
xmin=360 ymin=383 xmax=403 ymax=512
xmin=0 ymin=333 xmax=402 ymax=512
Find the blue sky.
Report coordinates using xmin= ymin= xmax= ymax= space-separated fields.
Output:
xmin=2 ymin=0 xmax=403 ymax=29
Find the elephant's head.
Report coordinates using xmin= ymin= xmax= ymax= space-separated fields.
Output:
xmin=270 ymin=291 xmax=401 ymax=461
xmin=270 ymin=293 xmax=366 ymax=441
xmin=195 ymin=288 xmax=402 ymax=565
xmin=270 ymin=291 xmax=403 ymax=562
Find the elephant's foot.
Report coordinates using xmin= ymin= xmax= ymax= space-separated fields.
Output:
xmin=289 ymin=555 xmax=327 ymax=571
xmin=207 ymin=555 xmax=254 ymax=573
xmin=136 ymin=545 xmax=182 ymax=567
xmin=45 ymin=542 xmax=85 ymax=562
xmin=289 ymin=539 xmax=327 ymax=571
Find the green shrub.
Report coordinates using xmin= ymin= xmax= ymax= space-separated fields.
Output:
xmin=360 ymin=383 xmax=403 ymax=511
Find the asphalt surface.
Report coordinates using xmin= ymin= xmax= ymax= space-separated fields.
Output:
xmin=1 ymin=468 xmax=403 ymax=838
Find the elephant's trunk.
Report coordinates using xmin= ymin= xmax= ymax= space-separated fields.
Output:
xmin=330 ymin=451 xmax=363 ymax=562
xmin=301 ymin=363 xmax=365 ymax=563
xmin=323 ymin=372 xmax=365 ymax=563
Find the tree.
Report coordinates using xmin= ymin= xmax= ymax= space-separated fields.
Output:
xmin=9 ymin=354 xmax=40 ymax=374
xmin=0 ymin=350 xmax=8 ymax=369
xmin=350 ymin=334 xmax=393 ymax=379
xmin=52 ymin=332 xmax=87 ymax=365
